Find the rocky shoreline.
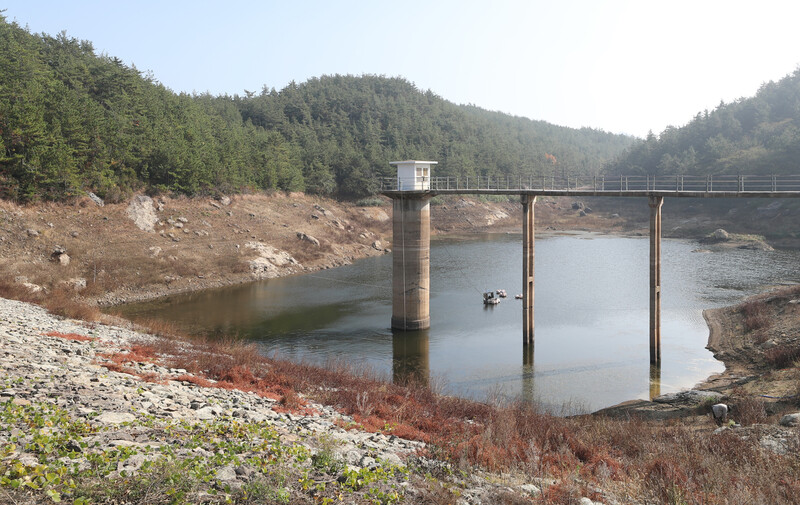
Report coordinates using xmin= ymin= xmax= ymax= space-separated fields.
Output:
xmin=0 ymin=296 xmax=603 ymax=504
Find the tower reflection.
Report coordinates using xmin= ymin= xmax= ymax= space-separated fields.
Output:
xmin=392 ymin=329 xmax=430 ymax=387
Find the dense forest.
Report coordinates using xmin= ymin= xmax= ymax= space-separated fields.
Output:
xmin=0 ymin=16 xmax=633 ymax=202
xmin=605 ymin=68 xmax=800 ymax=176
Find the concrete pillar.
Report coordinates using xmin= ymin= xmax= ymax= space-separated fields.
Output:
xmin=522 ymin=195 xmax=536 ymax=345
xmin=391 ymin=194 xmax=431 ymax=330
xmin=649 ymin=196 xmax=663 ymax=364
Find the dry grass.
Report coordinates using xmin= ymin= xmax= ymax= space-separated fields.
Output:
xmin=740 ymin=299 xmax=771 ymax=332
xmin=765 ymin=344 xmax=800 ymax=369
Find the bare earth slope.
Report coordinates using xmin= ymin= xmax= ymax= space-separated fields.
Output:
xmin=0 ymin=193 xmax=624 ymax=306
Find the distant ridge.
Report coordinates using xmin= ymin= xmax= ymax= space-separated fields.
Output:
xmin=0 ymin=15 xmax=634 ymax=201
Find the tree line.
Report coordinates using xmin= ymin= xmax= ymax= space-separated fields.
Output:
xmin=0 ymin=16 xmax=634 ymax=202
xmin=605 ymin=68 xmax=800 ymax=177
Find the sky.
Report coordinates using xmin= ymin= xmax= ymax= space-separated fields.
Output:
xmin=3 ymin=0 xmax=800 ymax=138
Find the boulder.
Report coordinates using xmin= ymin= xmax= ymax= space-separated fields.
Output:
xmin=297 ymin=232 xmax=320 ymax=247
xmin=87 ymin=192 xmax=105 ymax=207
xmin=779 ymin=412 xmax=800 ymax=427
xmin=572 ymin=202 xmax=584 ymax=210
xmin=62 ymin=278 xmax=87 ymax=291
xmin=95 ymin=412 xmax=135 ymax=425
xmin=246 ymin=242 xmax=300 ymax=279
xmin=372 ymin=240 xmax=383 ymax=251
xmin=126 ymin=195 xmax=159 ymax=232
xmin=711 ymin=229 xmax=730 ymax=241
xmin=51 ymin=247 xmax=71 ymax=266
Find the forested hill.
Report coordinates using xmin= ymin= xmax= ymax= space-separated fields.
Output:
xmin=605 ymin=68 xmax=800 ymax=177
xmin=234 ymin=76 xmax=635 ymax=196
xmin=0 ymin=16 xmax=634 ymax=202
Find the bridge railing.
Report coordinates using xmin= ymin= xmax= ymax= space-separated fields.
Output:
xmin=379 ymin=175 xmax=800 ymax=193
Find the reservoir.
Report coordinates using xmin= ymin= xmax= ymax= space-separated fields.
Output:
xmin=114 ymin=234 xmax=800 ymax=412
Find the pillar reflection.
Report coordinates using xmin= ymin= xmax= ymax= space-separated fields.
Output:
xmin=649 ymin=362 xmax=661 ymax=400
xmin=392 ymin=329 xmax=430 ymax=387
xmin=522 ymin=344 xmax=535 ymax=404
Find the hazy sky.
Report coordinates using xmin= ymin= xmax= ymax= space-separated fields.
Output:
xmin=4 ymin=0 xmax=800 ymax=137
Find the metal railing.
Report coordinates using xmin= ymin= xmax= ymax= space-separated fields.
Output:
xmin=379 ymin=175 xmax=800 ymax=193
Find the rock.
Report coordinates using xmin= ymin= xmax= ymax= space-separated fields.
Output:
xmin=71 ymin=231 xmax=79 ymax=238
xmin=611 ymin=213 xmax=620 ymax=218
xmin=21 ymin=282 xmax=43 ymax=293
xmin=62 ymin=278 xmax=86 ymax=291
xmin=96 ymin=412 xmax=135 ymax=425
xmin=127 ymin=195 xmax=159 ymax=232
xmin=216 ymin=465 xmax=238 ymax=481
xmin=372 ymin=240 xmax=383 ymax=251
xmin=246 ymin=242 xmax=300 ymax=279
xmin=712 ymin=229 xmax=730 ymax=241
xmin=359 ymin=455 xmax=377 ymax=469
xmin=87 ymin=192 xmax=105 ymax=207
xmin=51 ymin=252 xmax=70 ymax=266
xmin=219 ymin=195 xmax=231 ymax=206
xmin=195 ymin=407 xmax=217 ymax=420
xmin=380 ymin=452 xmax=403 ymax=466
xmin=653 ymin=390 xmax=720 ymax=404
xmin=572 ymin=202 xmax=584 ymax=210
xmin=738 ymin=241 xmax=774 ymax=251
xmin=209 ymin=201 xmax=221 ymax=209
xmin=584 ymin=207 xmax=593 ymax=214
xmin=118 ymin=453 xmax=149 ymax=473
xmin=579 ymin=210 xmax=587 ymax=217
xmin=297 ymin=232 xmax=320 ymax=247
xmin=149 ymin=246 xmax=162 ymax=257
xmin=177 ymin=217 xmax=188 ymax=223
xmin=779 ymin=413 xmax=800 ymax=427
xmin=520 ymin=484 xmax=541 ymax=495
xmin=26 ymin=228 xmax=40 ymax=237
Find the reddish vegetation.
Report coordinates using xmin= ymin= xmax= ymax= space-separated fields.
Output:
xmin=43 ymin=331 xmax=95 ymax=342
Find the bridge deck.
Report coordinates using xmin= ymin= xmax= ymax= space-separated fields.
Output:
xmin=380 ymin=175 xmax=800 ymax=198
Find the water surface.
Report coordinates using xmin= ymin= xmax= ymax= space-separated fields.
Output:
xmin=114 ymin=234 xmax=800 ymax=412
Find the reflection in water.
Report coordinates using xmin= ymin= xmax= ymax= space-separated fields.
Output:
xmin=649 ymin=363 xmax=662 ymax=399
xmin=522 ymin=344 xmax=535 ymax=404
xmin=392 ymin=330 xmax=430 ymax=387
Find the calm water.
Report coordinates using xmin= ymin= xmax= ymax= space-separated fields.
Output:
xmin=113 ymin=234 xmax=800 ymax=412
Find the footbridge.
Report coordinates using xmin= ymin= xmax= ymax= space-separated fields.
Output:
xmin=380 ymin=164 xmax=800 ymax=365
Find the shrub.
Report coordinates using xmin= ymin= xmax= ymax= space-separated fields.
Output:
xmin=355 ymin=197 xmax=387 ymax=207
xmin=739 ymin=300 xmax=770 ymax=332
xmin=733 ymin=395 xmax=768 ymax=426
xmin=765 ymin=344 xmax=800 ymax=369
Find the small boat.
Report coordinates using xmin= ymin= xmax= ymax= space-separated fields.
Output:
xmin=515 ymin=294 xmax=523 ymax=299
xmin=496 ymin=289 xmax=508 ymax=298
xmin=483 ymin=291 xmax=500 ymax=305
